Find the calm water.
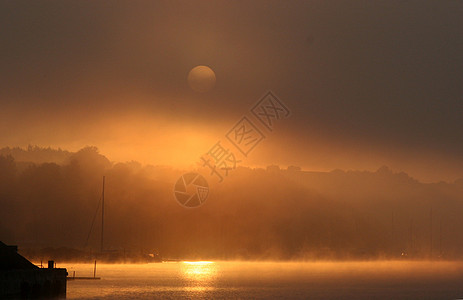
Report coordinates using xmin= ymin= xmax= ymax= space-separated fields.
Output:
xmin=64 ymin=261 xmax=463 ymax=299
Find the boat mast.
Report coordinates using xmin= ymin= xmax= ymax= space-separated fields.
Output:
xmin=101 ymin=176 xmax=105 ymax=253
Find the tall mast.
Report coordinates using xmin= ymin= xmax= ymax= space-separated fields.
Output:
xmin=409 ymin=218 xmax=414 ymax=253
xmin=439 ymin=217 xmax=442 ymax=257
xmin=430 ymin=205 xmax=433 ymax=259
xmin=101 ymin=176 xmax=105 ymax=253
xmin=391 ymin=211 xmax=394 ymax=255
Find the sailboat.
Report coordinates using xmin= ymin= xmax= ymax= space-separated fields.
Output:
xmin=84 ymin=176 xmax=162 ymax=263
xmin=83 ymin=176 xmax=106 ymax=253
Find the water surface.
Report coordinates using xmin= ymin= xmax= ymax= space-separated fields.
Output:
xmin=65 ymin=261 xmax=463 ymax=299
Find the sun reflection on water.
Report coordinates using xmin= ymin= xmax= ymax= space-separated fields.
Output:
xmin=181 ymin=261 xmax=217 ymax=293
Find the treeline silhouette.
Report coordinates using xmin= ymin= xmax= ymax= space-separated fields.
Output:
xmin=0 ymin=145 xmax=72 ymax=165
xmin=1 ymin=146 xmax=463 ymax=260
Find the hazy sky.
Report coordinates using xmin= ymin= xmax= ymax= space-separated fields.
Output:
xmin=0 ymin=1 xmax=462 ymax=182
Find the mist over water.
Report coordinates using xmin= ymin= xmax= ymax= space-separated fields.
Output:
xmin=65 ymin=261 xmax=463 ymax=299
xmin=1 ymin=147 xmax=463 ymax=260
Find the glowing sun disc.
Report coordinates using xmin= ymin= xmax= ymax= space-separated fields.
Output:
xmin=187 ymin=65 xmax=216 ymax=93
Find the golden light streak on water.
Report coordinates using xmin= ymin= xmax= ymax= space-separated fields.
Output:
xmin=181 ymin=261 xmax=217 ymax=287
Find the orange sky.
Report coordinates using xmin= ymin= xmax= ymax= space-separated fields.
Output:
xmin=0 ymin=1 xmax=462 ymax=183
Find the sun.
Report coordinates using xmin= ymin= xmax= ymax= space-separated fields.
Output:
xmin=187 ymin=65 xmax=216 ymax=93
